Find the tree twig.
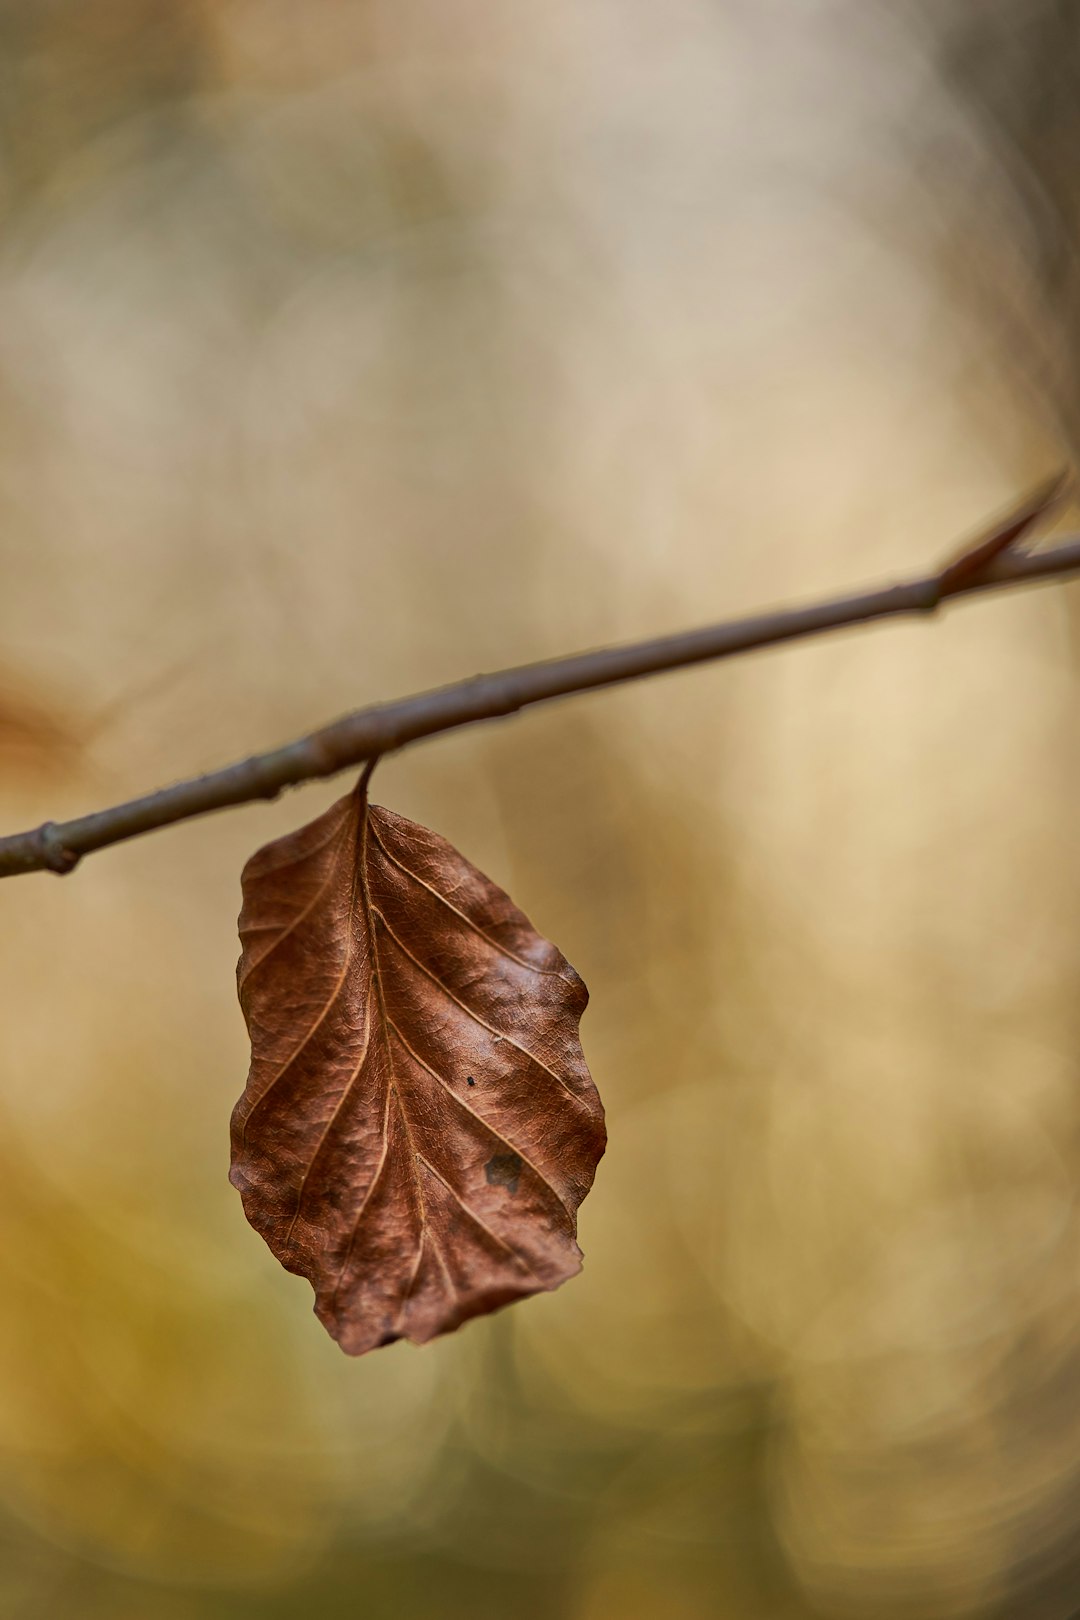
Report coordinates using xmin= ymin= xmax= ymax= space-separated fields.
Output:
xmin=2 ymin=477 xmax=1076 ymax=879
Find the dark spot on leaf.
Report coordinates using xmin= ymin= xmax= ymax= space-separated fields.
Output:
xmin=466 ymin=1075 xmax=476 ymax=1087
xmin=485 ymin=1151 xmax=523 ymax=1195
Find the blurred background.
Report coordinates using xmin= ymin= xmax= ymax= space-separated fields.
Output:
xmin=2 ymin=2 xmax=1080 ymax=1616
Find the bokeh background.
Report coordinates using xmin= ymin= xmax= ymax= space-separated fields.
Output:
xmin=2 ymin=3 xmax=1080 ymax=1616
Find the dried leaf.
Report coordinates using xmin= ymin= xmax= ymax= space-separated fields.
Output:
xmin=231 ymin=777 xmax=606 ymax=1356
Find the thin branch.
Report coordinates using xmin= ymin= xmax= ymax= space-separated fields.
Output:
xmin=2 ymin=478 xmax=1077 ymax=880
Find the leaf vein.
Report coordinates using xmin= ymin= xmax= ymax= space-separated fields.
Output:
xmin=328 ymin=1073 xmax=394 ymax=1311
xmin=371 ymin=906 xmax=586 ymax=1106
xmin=238 ymin=808 xmax=352 ymax=982
xmin=368 ymin=817 xmax=575 ymax=984
xmin=417 ymin=1154 xmax=538 ymax=1277
xmin=385 ymin=1016 xmax=572 ymax=1220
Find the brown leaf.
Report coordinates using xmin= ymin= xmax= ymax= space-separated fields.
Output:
xmin=231 ymin=777 xmax=606 ymax=1356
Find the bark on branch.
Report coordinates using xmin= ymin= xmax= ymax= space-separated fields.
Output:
xmin=2 ymin=476 xmax=1076 ymax=879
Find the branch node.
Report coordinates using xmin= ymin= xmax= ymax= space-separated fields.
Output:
xmin=36 ymin=822 xmax=80 ymax=876
xmin=913 ymin=578 xmax=946 ymax=615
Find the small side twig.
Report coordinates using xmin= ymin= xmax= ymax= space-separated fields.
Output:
xmin=932 ymin=470 xmax=1068 ymax=600
xmin=0 ymin=476 xmax=1075 ymax=880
